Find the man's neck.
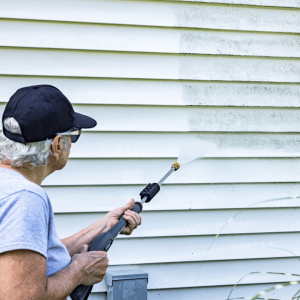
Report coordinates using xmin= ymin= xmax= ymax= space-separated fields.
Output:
xmin=0 ymin=160 xmax=52 ymax=186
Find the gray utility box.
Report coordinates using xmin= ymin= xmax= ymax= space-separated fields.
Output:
xmin=106 ymin=270 xmax=148 ymax=300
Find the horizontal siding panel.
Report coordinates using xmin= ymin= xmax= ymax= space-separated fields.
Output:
xmin=91 ymin=258 xmax=300 ymax=291
xmin=3 ymin=105 xmax=300 ymax=133
xmin=42 ymin=158 xmax=300 ymax=185
xmin=1 ymin=1 xmax=300 ymax=33
xmin=68 ymin=132 xmax=300 ymax=158
xmin=1 ymin=76 xmax=300 ymax=107
xmin=106 ymin=233 xmax=300 ymax=265
xmin=173 ymin=0 xmax=300 ymax=8
xmin=47 ymin=183 xmax=300 ymax=213
xmin=91 ymin=283 xmax=300 ymax=299
xmin=2 ymin=19 xmax=300 ymax=58
xmin=146 ymin=283 xmax=300 ymax=300
xmin=76 ymin=106 xmax=300 ymax=132
xmin=55 ymin=208 xmax=300 ymax=239
xmin=1 ymin=48 xmax=300 ymax=82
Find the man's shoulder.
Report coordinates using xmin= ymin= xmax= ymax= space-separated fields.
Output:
xmin=19 ymin=180 xmax=48 ymax=201
xmin=0 ymin=168 xmax=48 ymax=204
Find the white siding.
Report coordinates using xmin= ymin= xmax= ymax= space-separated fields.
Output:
xmin=1 ymin=1 xmax=300 ymax=299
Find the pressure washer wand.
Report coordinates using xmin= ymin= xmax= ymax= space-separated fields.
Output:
xmin=70 ymin=162 xmax=181 ymax=300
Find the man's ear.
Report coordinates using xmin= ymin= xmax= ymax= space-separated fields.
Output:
xmin=51 ymin=135 xmax=62 ymax=161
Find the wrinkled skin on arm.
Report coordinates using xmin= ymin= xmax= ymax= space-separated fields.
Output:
xmin=0 ymin=250 xmax=48 ymax=300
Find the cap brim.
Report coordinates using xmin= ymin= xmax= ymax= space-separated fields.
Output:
xmin=73 ymin=112 xmax=97 ymax=129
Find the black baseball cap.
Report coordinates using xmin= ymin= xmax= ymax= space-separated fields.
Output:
xmin=2 ymin=84 xmax=97 ymax=144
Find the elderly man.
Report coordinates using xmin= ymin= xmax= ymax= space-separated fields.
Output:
xmin=0 ymin=85 xmax=142 ymax=300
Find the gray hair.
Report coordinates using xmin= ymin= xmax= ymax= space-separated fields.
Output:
xmin=0 ymin=117 xmax=69 ymax=168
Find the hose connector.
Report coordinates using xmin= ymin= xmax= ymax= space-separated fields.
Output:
xmin=171 ymin=162 xmax=181 ymax=171
xmin=140 ymin=183 xmax=160 ymax=203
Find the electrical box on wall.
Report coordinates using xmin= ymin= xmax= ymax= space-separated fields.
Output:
xmin=106 ymin=270 xmax=148 ymax=300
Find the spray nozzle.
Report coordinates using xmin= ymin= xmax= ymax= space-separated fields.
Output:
xmin=171 ymin=162 xmax=180 ymax=171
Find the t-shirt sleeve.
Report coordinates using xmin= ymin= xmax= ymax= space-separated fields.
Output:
xmin=0 ymin=190 xmax=49 ymax=258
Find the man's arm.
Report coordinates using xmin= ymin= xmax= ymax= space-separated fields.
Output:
xmin=61 ymin=199 xmax=142 ymax=256
xmin=0 ymin=248 xmax=108 ymax=300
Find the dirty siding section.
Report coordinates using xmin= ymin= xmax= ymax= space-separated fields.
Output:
xmin=0 ymin=1 xmax=300 ymax=299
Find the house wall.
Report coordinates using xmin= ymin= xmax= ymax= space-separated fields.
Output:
xmin=1 ymin=1 xmax=300 ymax=299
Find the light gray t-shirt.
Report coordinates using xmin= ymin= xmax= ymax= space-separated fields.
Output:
xmin=0 ymin=167 xmax=71 ymax=277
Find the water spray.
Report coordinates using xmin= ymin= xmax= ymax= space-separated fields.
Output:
xmin=70 ymin=162 xmax=181 ymax=300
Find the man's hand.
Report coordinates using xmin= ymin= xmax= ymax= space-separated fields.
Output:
xmin=103 ymin=198 xmax=142 ymax=235
xmin=72 ymin=244 xmax=109 ymax=286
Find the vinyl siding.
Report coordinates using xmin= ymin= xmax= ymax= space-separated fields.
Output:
xmin=0 ymin=1 xmax=300 ymax=299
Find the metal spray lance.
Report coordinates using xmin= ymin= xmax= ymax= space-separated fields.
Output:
xmin=70 ymin=162 xmax=181 ymax=300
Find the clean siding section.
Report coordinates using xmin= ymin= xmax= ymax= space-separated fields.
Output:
xmin=46 ymin=183 xmax=300 ymax=213
xmin=1 ymin=1 xmax=300 ymax=299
